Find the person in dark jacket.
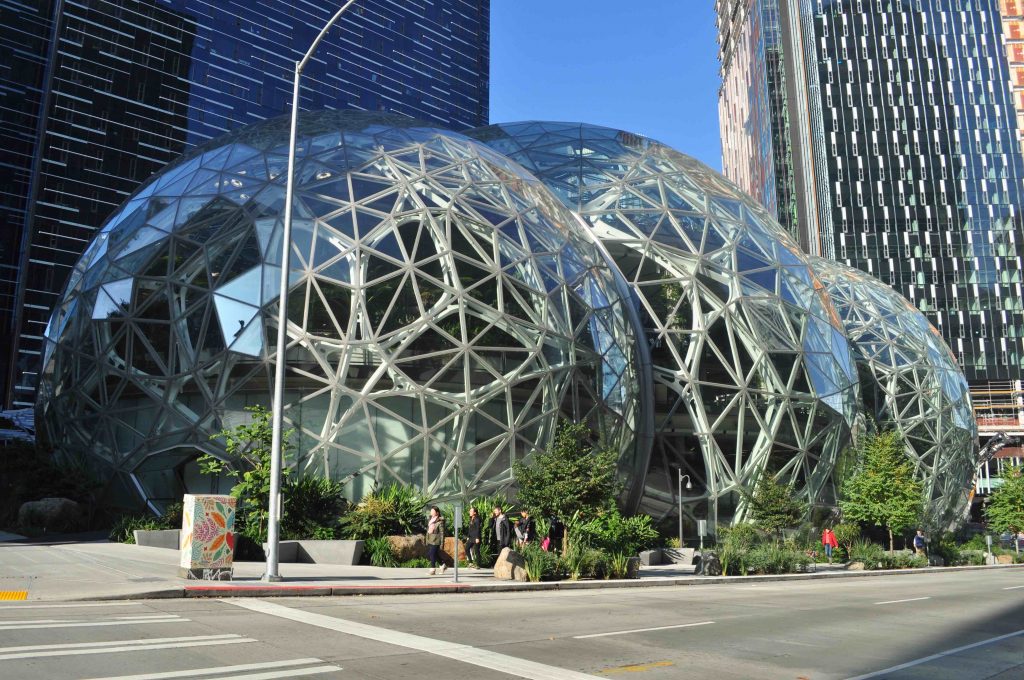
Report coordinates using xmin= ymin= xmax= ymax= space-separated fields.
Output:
xmin=492 ymin=506 xmax=511 ymax=551
xmin=547 ymin=515 xmax=565 ymax=553
xmin=516 ymin=510 xmax=536 ymax=546
xmin=466 ymin=506 xmax=482 ymax=568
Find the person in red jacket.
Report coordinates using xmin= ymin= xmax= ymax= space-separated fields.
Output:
xmin=821 ymin=527 xmax=839 ymax=564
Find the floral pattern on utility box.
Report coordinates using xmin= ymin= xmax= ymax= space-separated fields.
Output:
xmin=179 ymin=494 xmax=235 ymax=579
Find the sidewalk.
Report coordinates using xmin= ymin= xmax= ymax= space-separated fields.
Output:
xmin=0 ymin=536 xmax=1020 ymax=602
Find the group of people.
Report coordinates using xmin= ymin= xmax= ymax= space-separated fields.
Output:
xmin=819 ymin=527 xmax=927 ymax=564
xmin=422 ymin=505 xmax=566 ymax=575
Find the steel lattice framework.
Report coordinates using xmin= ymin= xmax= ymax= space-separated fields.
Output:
xmin=812 ymin=256 xmax=978 ymax=528
xmin=469 ymin=122 xmax=860 ymax=526
xmin=37 ymin=112 xmax=641 ymax=511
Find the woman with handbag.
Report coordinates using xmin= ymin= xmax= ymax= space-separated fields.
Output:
xmin=425 ymin=506 xmax=447 ymax=576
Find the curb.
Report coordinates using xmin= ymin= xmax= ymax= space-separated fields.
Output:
xmin=67 ymin=562 xmax=1024 ymax=602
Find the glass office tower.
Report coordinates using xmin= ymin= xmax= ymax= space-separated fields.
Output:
xmin=0 ymin=0 xmax=489 ymax=407
xmin=717 ymin=0 xmax=1024 ymax=389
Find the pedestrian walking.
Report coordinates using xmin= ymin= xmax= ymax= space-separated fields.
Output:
xmin=425 ymin=506 xmax=447 ymax=576
xmin=821 ymin=526 xmax=838 ymax=564
xmin=493 ymin=505 xmax=512 ymax=551
xmin=546 ymin=515 xmax=565 ymax=553
xmin=913 ymin=529 xmax=927 ymax=557
xmin=466 ymin=506 xmax=482 ymax=568
xmin=517 ymin=509 xmax=536 ymax=546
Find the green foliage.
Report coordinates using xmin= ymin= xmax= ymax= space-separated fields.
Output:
xmin=200 ymin=405 xmax=295 ymax=544
xmin=958 ymin=550 xmax=986 ymax=566
xmin=718 ymin=523 xmax=764 ymax=551
xmin=848 ymin=538 xmax=886 ymax=568
xmin=1 ymin=442 xmax=100 ymax=530
xmin=747 ymin=473 xmax=806 ymax=539
xmin=512 ymin=422 xmax=621 ymax=520
xmin=562 ymin=544 xmax=609 ymax=580
xmin=108 ymin=503 xmax=182 ymax=544
xmin=339 ymin=483 xmax=427 ymax=540
xmin=399 ymin=557 xmax=431 ymax=568
xmin=606 ymin=552 xmax=634 ymax=579
xmin=570 ymin=509 xmax=658 ymax=557
xmin=520 ymin=543 xmax=561 ymax=582
xmin=280 ymin=476 xmax=349 ymax=540
xmin=364 ymin=536 xmax=399 ymax=567
xmin=985 ymin=466 xmax=1024 ymax=544
xmin=840 ymin=430 xmax=923 ymax=552
xmin=879 ymin=550 xmax=928 ymax=569
xmin=929 ymin=532 xmax=965 ymax=566
xmin=832 ymin=522 xmax=860 ymax=553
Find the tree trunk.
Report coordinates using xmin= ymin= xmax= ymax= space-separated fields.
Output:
xmin=888 ymin=527 xmax=894 ymax=554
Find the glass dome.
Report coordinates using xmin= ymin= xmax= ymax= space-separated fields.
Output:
xmin=36 ymin=111 xmax=641 ymax=511
xmin=811 ymin=256 xmax=978 ymax=528
xmin=469 ymin=121 xmax=861 ymax=527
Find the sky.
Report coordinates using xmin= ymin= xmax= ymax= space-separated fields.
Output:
xmin=488 ymin=0 xmax=723 ymax=170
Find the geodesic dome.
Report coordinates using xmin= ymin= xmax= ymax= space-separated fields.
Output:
xmin=469 ymin=121 xmax=861 ymax=528
xmin=811 ymin=256 xmax=977 ymax=528
xmin=37 ymin=111 xmax=641 ymax=512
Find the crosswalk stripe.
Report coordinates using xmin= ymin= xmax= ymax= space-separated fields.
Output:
xmin=0 ymin=634 xmax=242 ymax=654
xmin=204 ymin=666 xmax=341 ymax=680
xmin=0 ymin=617 xmax=183 ymax=631
xmin=80 ymin=658 xmax=330 ymax=680
xmin=0 ymin=636 xmax=254 ymax=661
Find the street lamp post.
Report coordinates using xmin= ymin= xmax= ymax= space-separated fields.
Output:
xmin=264 ymin=0 xmax=361 ymax=583
xmin=677 ymin=470 xmax=692 ymax=549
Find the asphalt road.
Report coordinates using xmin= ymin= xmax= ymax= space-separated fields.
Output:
xmin=0 ymin=568 xmax=1021 ymax=679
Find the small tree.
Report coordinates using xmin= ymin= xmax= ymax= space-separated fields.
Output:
xmin=985 ymin=465 xmax=1024 ymax=555
xmin=840 ymin=430 xmax=922 ymax=552
xmin=512 ymin=422 xmax=620 ymax=552
xmin=832 ymin=522 xmax=860 ymax=557
xmin=199 ymin=405 xmax=294 ymax=543
xmin=747 ymin=472 xmax=805 ymax=542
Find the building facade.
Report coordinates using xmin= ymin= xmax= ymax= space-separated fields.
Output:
xmin=0 ymin=0 xmax=490 ymax=408
xmin=717 ymin=0 xmax=1024 ymax=390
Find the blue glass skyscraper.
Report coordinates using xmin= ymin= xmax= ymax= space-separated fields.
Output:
xmin=0 ymin=0 xmax=490 ymax=407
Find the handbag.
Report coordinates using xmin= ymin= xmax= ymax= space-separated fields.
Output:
xmin=541 ymin=537 xmax=551 ymax=551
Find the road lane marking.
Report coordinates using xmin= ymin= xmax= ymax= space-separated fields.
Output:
xmin=574 ymin=621 xmax=715 ymax=639
xmin=0 ymin=616 xmax=182 ymax=630
xmin=81 ymin=658 xmax=333 ymax=679
xmin=194 ymin=667 xmax=340 ymax=680
xmin=0 ymin=602 xmax=141 ymax=610
xmin=845 ymin=628 xmax=1024 ymax=680
xmin=0 ymin=634 xmax=254 ymax=661
xmin=874 ymin=596 xmax=931 ymax=605
xmin=1003 ymin=585 xmax=1024 ymax=590
xmin=226 ymin=598 xmax=602 ymax=680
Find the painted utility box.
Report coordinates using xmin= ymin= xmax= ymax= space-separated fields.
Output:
xmin=178 ymin=494 xmax=236 ymax=580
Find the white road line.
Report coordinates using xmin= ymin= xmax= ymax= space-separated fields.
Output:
xmin=116 ymin=615 xmax=185 ymax=620
xmin=226 ymin=598 xmax=601 ymax=680
xmin=1003 ymin=585 xmax=1024 ymax=590
xmin=80 ymin=658 xmax=331 ymax=680
xmin=845 ymin=628 xmax=1024 ymax=680
xmin=874 ymin=596 xmax=931 ymax=605
xmin=573 ymin=621 xmax=715 ymax=639
xmin=0 ymin=617 xmax=182 ymax=631
xmin=0 ymin=634 xmax=241 ymax=654
xmin=190 ymin=667 xmax=340 ymax=680
xmin=0 ymin=635 xmax=254 ymax=661
xmin=0 ymin=602 xmax=142 ymax=610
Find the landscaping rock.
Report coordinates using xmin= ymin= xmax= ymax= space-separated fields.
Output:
xmin=996 ymin=554 xmax=1015 ymax=565
xmin=700 ymin=551 xmax=722 ymax=576
xmin=388 ymin=535 xmax=426 ymax=561
xmin=626 ymin=556 xmax=641 ymax=579
xmin=440 ymin=537 xmax=467 ymax=567
xmin=638 ymin=549 xmax=662 ymax=566
xmin=493 ymin=547 xmax=528 ymax=581
xmin=848 ymin=561 xmax=866 ymax=571
xmin=928 ymin=555 xmax=945 ymax=567
xmin=17 ymin=497 xmax=84 ymax=532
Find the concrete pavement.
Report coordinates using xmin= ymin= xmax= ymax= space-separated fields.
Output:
xmin=1 ymin=535 xmax=1021 ymax=602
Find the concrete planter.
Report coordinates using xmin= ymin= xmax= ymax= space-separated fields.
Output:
xmin=264 ymin=540 xmax=364 ymax=565
xmin=133 ymin=529 xmax=180 ymax=549
xmin=626 ymin=556 xmax=641 ymax=579
xmin=639 ymin=549 xmax=662 ymax=566
xmin=662 ymin=547 xmax=696 ymax=565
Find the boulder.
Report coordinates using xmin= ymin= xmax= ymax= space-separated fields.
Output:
xmin=493 ymin=547 xmax=528 ymax=581
xmin=440 ymin=537 xmax=467 ymax=567
xmin=700 ymin=551 xmax=722 ymax=576
xmin=626 ymin=556 xmax=641 ymax=579
xmin=848 ymin=561 xmax=866 ymax=571
xmin=17 ymin=497 xmax=84 ymax=532
xmin=996 ymin=554 xmax=1015 ymax=565
xmin=388 ymin=535 xmax=426 ymax=561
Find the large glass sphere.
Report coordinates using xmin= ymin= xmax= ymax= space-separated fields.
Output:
xmin=37 ymin=112 xmax=640 ymax=511
xmin=469 ymin=121 xmax=861 ymax=527
xmin=811 ymin=256 xmax=977 ymax=528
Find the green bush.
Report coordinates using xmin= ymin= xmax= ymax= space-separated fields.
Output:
xmin=2 ymin=443 xmax=100 ymax=530
xmin=571 ymin=509 xmax=658 ymax=556
xmin=848 ymin=538 xmax=886 ymax=569
xmin=563 ymin=544 xmax=609 ymax=580
xmin=929 ymin=532 xmax=964 ymax=566
xmin=520 ymin=543 xmax=562 ymax=581
xmin=959 ymin=550 xmax=986 ymax=566
xmin=280 ymin=476 xmax=348 ymax=540
xmin=364 ymin=536 xmax=399 ymax=567
xmin=399 ymin=557 xmax=431 ymax=568
xmin=606 ymin=552 xmax=633 ymax=579
xmin=880 ymin=550 xmax=927 ymax=569
xmin=108 ymin=502 xmax=183 ymax=544
xmin=340 ymin=483 xmax=427 ymax=540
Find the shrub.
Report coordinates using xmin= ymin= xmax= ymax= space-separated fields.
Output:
xmin=108 ymin=514 xmax=163 ymax=544
xmin=399 ymin=557 xmax=431 ymax=569
xmin=571 ymin=509 xmax=659 ymax=556
xmin=848 ymin=538 xmax=885 ymax=569
xmin=929 ymin=532 xmax=963 ymax=566
xmin=364 ymin=536 xmax=399 ymax=567
xmin=606 ymin=552 xmax=633 ymax=579
xmin=719 ymin=523 xmax=764 ymax=551
xmin=959 ymin=550 xmax=986 ymax=566
xmin=563 ymin=544 xmax=609 ymax=580
xmin=880 ymin=550 xmax=927 ymax=569
xmin=520 ymin=543 xmax=562 ymax=581
xmin=340 ymin=483 xmax=427 ymax=540
xmin=280 ymin=476 xmax=348 ymax=540
xmin=832 ymin=522 xmax=860 ymax=554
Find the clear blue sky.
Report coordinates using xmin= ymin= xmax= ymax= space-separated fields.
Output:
xmin=488 ymin=1 xmax=723 ymax=169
